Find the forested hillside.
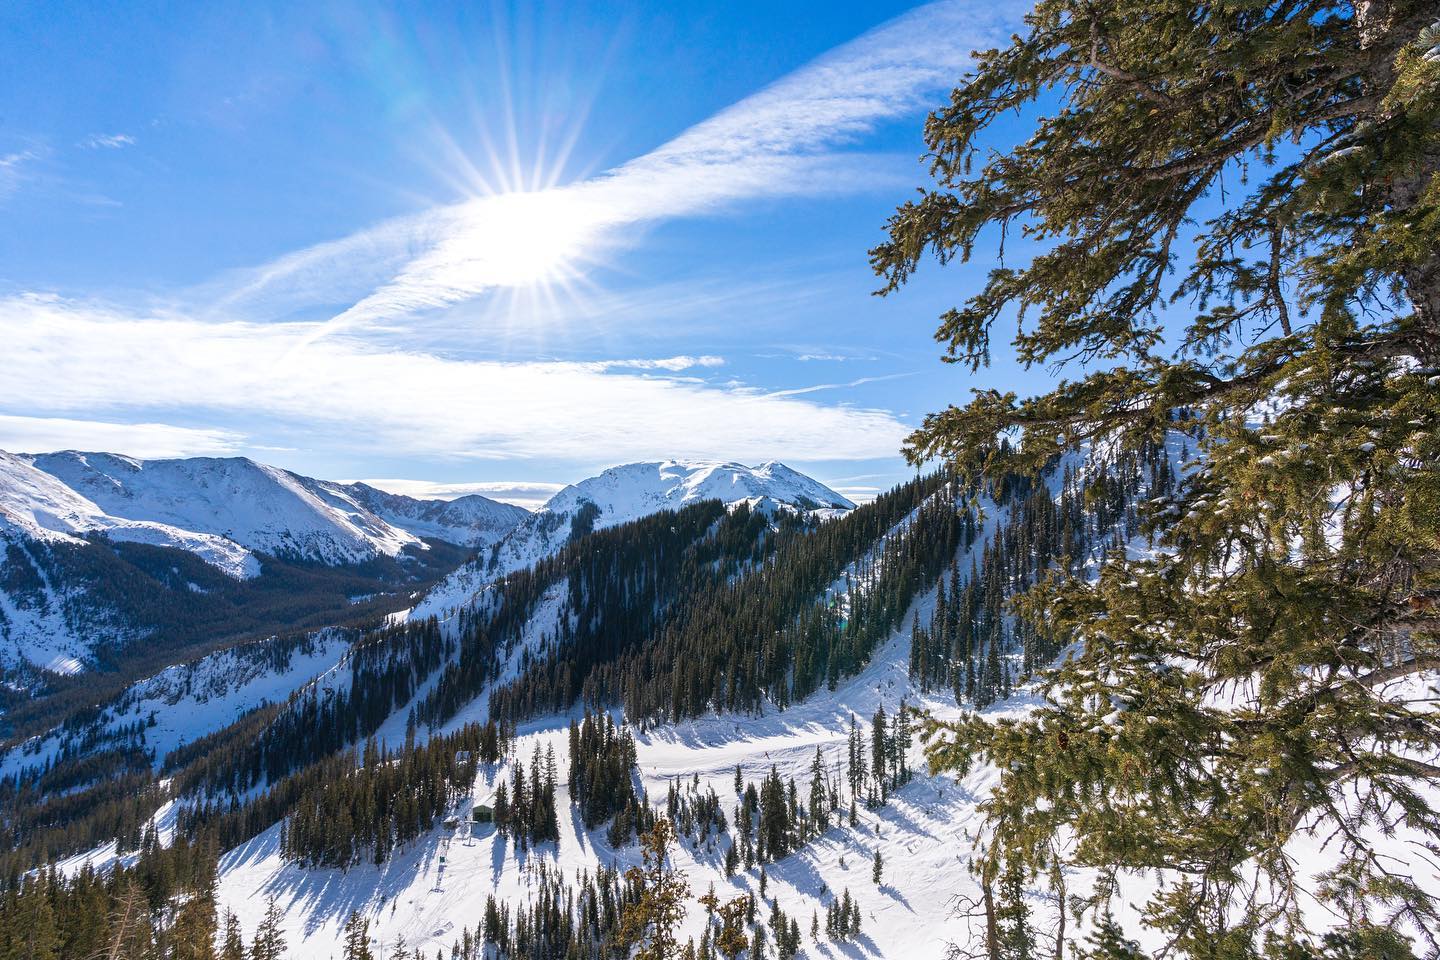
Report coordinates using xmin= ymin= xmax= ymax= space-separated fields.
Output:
xmin=0 ymin=536 xmax=468 ymax=743
xmin=0 ymin=432 xmax=1180 ymax=957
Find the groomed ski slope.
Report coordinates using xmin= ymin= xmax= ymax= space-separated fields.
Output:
xmin=212 ymin=620 xmax=1016 ymax=958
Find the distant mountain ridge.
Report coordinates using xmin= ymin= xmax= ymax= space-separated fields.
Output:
xmin=413 ymin=459 xmax=853 ymax=618
xmin=506 ymin=459 xmax=853 ymax=565
xmin=335 ymin=481 xmax=528 ymax=549
xmin=12 ymin=450 xmax=529 ymax=573
xmin=0 ymin=449 xmax=527 ymax=684
xmin=0 ymin=451 xmax=260 ymax=578
xmin=0 ymin=452 xmax=847 ymax=684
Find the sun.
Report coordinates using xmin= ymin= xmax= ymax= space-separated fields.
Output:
xmin=456 ymin=189 xmax=592 ymax=289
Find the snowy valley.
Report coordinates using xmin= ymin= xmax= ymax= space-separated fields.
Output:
xmin=3 ymin=441 xmax=1226 ymax=957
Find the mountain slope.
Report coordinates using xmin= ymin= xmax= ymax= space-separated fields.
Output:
xmin=1 ymin=451 xmax=258 ymax=578
xmin=31 ymin=459 xmax=1046 ymax=956
xmin=18 ymin=441 xmax=1439 ymax=957
xmin=332 ymin=482 xmax=528 ymax=548
xmin=0 ymin=449 xmax=524 ymax=691
xmin=29 ymin=451 xmax=421 ymax=567
xmin=414 ymin=459 xmax=853 ymax=619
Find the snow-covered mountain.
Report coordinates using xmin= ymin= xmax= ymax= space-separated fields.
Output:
xmin=0 ymin=449 xmax=529 ymax=682
xmin=15 ymin=450 xmax=527 ymax=571
xmin=0 ymin=451 xmax=259 ymax=578
xmin=413 ymin=459 xmax=853 ymax=618
xmin=498 ymin=458 xmax=852 ymax=567
xmin=334 ymin=481 xmax=528 ymax=548
xmin=31 ymin=457 xmax=1032 ymax=957
xmin=31 ymin=451 xmax=410 ymax=567
xmin=27 ymin=440 xmax=1432 ymax=957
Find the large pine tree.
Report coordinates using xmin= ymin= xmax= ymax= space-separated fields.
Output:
xmin=873 ymin=1 xmax=1440 ymax=956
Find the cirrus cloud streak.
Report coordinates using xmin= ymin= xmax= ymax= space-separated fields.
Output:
xmin=217 ymin=1 xmax=1000 ymax=333
xmin=1 ymin=294 xmax=907 ymax=464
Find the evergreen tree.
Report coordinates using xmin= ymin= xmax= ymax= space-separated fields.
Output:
xmin=698 ymin=892 xmax=749 ymax=960
xmin=619 ymin=819 xmax=690 ymax=960
xmin=343 ymin=911 xmax=374 ymax=960
xmin=251 ymin=897 xmax=287 ymax=960
xmin=870 ymin=707 xmax=887 ymax=801
xmin=5 ymin=876 xmax=58 ymax=960
xmin=220 ymin=910 xmax=246 ymax=960
xmin=170 ymin=894 xmax=218 ymax=960
xmin=807 ymin=747 xmax=828 ymax=837
xmin=876 ymin=0 xmax=1440 ymax=952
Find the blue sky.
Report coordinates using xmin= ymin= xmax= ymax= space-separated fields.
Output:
xmin=0 ymin=0 xmax=1036 ymax=506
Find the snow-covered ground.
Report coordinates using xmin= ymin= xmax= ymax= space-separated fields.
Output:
xmin=211 ymin=618 xmax=1011 ymax=958
xmin=203 ymin=480 xmax=1002 ymax=957
xmin=206 ymin=576 xmax=1440 ymax=959
xmin=37 ymin=442 xmax=1440 ymax=956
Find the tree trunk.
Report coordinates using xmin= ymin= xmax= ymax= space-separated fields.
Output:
xmin=983 ymin=878 xmax=1000 ymax=960
xmin=1054 ymin=872 xmax=1066 ymax=960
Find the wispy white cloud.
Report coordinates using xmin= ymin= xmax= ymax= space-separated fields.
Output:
xmin=797 ymin=352 xmax=870 ymax=362
xmin=80 ymin=133 xmax=136 ymax=150
xmin=0 ymin=6 xmax=1001 ymax=472
xmin=0 ymin=413 xmax=243 ymax=459
xmin=761 ymin=372 xmax=917 ymax=398
xmin=825 ymin=484 xmax=883 ymax=504
xmin=593 ymin=356 xmax=724 ymax=372
xmin=0 ymin=148 xmax=44 ymax=201
xmin=0 ymin=294 xmax=907 ymax=463
xmin=216 ymin=0 xmax=1000 ymax=333
xmin=357 ymin=478 xmax=565 ymax=510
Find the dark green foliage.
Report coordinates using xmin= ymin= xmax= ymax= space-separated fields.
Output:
xmin=620 ymin=474 xmax=958 ymax=721
xmin=0 ymin=830 xmax=223 ymax=960
xmin=493 ymin=742 xmax=561 ymax=850
xmin=823 ymin=888 xmax=862 ymax=943
xmin=568 ymin=499 xmax=602 ymax=541
xmin=0 ymin=616 xmax=461 ymax=880
xmin=166 ymin=617 xmax=454 ymax=798
xmin=276 ymin=724 xmax=483 ymax=867
xmin=909 ymin=442 xmax=1169 ymax=706
xmin=876 ymin=0 xmax=1440 ymax=953
xmin=464 ymin=474 xmax=957 ymax=727
xmin=0 ymin=770 xmax=164 ymax=887
xmin=423 ymin=499 xmax=757 ymax=726
xmin=568 ymin=711 xmax=638 ymax=829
